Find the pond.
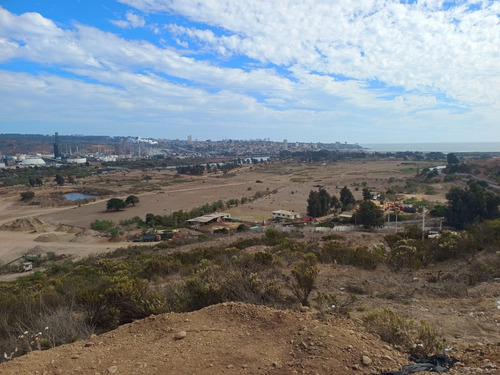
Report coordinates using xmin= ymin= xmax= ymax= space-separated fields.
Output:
xmin=64 ymin=193 xmax=96 ymax=201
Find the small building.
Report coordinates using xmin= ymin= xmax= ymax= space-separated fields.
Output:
xmin=187 ymin=213 xmax=231 ymax=226
xmin=67 ymin=157 xmax=87 ymax=164
xmin=272 ymin=210 xmax=301 ymax=221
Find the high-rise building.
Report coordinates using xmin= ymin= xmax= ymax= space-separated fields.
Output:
xmin=53 ymin=132 xmax=61 ymax=158
xmin=283 ymin=139 xmax=288 ymax=150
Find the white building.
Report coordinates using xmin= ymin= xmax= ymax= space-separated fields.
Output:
xmin=272 ymin=210 xmax=301 ymax=221
xmin=67 ymin=157 xmax=87 ymax=164
xmin=20 ymin=157 xmax=46 ymax=166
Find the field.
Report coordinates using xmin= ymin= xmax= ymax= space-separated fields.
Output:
xmin=0 ymin=158 xmax=499 ymax=374
xmin=0 ymin=159 xmax=451 ymax=264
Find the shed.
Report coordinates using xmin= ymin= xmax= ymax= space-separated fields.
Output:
xmin=187 ymin=213 xmax=231 ymax=226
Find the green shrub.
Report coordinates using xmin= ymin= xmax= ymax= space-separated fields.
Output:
xmin=264 ymin=228 xmax=287 ymax=245
xmin=90 ymin=220 xmax=115 ymax=232
xmin=236 ymin=224 xmax=249 ymax=232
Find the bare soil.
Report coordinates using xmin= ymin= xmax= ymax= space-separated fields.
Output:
xmin=1 ymin=302 xmax=498 ymax=375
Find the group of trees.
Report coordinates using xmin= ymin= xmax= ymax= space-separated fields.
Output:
xmin=306 ymin=186 xmax=356 ymax=218
xmin=176 ymin=162 xmax=241 ymax=176
xmin=306 ymin=188 xmax=339 ymax=217
xmin=445 ymin=180 xmax=500 ymax=229
xmin=106 ymin=195 xmax=140 ymax=211
xmin=28 ymin=177 xmax=43 ymax=187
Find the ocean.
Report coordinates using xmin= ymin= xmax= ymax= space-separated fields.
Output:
xmin=361 ymin=142 xmax=500 ymax=153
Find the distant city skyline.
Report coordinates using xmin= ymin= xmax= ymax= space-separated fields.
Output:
xmin=1 ymin=1 xmax=499 ymax=143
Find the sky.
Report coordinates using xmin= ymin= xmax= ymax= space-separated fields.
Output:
xmin=0 ymin=1 xmax=499 ymax=144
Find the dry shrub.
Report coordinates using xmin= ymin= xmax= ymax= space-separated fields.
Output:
xmin=364 ymin=308 xmax=443 ymax=356
xmin=313 ymin=291 xmax=357 ymax=318
xmin=468 ymin=252 xmax=500 ymax=282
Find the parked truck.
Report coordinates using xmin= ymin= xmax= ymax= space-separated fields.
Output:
xmin=141 ymin=234 xmax=161 ymax=242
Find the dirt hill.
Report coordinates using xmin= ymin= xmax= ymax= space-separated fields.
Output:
xmin=1 ymin=302 xmax=498 ymax=375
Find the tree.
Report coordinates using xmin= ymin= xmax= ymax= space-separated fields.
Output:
xmin=125 ymin=195 xmax=140 ymax=206
xmin=307 ymin=190 xmax=321 ymax=217
xmin=447 ymin=153 xmax=459 ymax=165
xmin=340 ymin=186 xmax=355 ymax=208
xmin=106 ymin=198 xmax=127 ymax=211
xmin=55 ymin=174 xmax=65 ymax=186
xmin=356 ymin=200 xmax=384 ymax=228
xmin=362 ymin=187 xmax=372 ymax=201
xmin=290 ymin=253 xmax=319 ymax=307
xmin=330 ymin=195 xmax=341 ymax=214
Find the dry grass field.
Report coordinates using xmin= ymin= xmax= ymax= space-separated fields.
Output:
xmin=0 ymin=159 xmax=451 ymax=265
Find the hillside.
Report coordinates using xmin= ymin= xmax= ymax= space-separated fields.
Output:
xmin=1 ymin=302 xmax=498 ymax=375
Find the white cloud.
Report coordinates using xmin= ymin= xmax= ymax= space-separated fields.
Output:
xmin=111 ymin=10 xmax=146 ymax=28
xmin=126 ymin=0 xmax=500 ymax=107
xmin=1 ymin=3 xmax=500 ymax=142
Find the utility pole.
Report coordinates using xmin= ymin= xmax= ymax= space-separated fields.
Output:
xmin=422 ymin=207 xmax=426 ymax=242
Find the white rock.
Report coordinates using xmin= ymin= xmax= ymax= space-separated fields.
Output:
xmin=174 ymin=331 xmax=187 ymax=340
xmin=362 ymin=355 xmax=373 ymax=366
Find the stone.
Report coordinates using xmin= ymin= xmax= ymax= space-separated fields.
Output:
xmin=107 ymin=366 xmax=117 ymax=373
xmin=174 ymin=331 xmax=187 ymax=340
xmin=362 ymin=355 xmax=373 ymax=366
xmin=481 ymin=363 xmax=498 ymax=369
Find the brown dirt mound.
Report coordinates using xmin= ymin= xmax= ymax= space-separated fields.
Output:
xmin=0 ymin=302 xmax=412 ymax=375
xmin=55 ymin=224 xmax=83 ymax=234
xmin=0 ymin=217 xmax=55 ymax=233
xmin=34 ymin=233 xmax=73 ymax=243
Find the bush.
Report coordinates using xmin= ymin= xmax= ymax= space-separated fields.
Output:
xmin=90 ymin=220 xmax=114 ymax=232
xmin=364 ymin=308 xmax=443 ymax=356
xmin=313 ymin=291 xmax=356 ymax=318
xmin=236 ymin=224 xmax=249 ymax=232
xmin=20 ymin=191 xmax=35 ymax=201
xmin=289 ymin=253 xmax=318 ymax=307
xmin=320 ymin=243 xmax=384 ymax=269
xmin=264 ymin=228 xmax=287 ymax=246
xmin=321 ymin=233 xmax=344 ymax=241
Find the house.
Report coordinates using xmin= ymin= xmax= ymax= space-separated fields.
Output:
xmin=186 ymin=213 xmax=231 ymax=226
xmin=272 ymin=210 xmax=301 ymax=221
